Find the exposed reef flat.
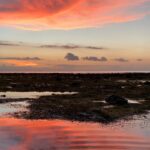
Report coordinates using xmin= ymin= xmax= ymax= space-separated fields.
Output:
xmin=0 ymin=73 xmax=150 ymax=123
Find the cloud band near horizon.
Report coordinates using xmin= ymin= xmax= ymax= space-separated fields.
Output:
xmin=0 ymin=0 xmax=149 ymax=30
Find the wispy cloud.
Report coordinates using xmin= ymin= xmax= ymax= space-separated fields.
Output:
xmin=40 ymin=44 xmax=105 ymax=50
xmin=0 ymin=40 xmax=106 ymax=50
xmin=0 ymin=0 xmax=149 ymax=30
xmin=137 ymin=59 xmax=143 ymax=61
xmin=0 ymin=41 xmax=20 ymax=46
xmin=64 ymin=53 xmax=79 ymax=61
xmin=0 ymin=57 xmax=41 ymax=61
xmin=114 ymin=58 xmax=129 ymax=62
xmin=83 ymin=56 xmax=108 ymax=62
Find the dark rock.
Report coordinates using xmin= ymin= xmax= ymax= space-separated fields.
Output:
xmin=144 ymin=81 xmax=150 ymax=86
xmin=105 ymin=95 xmax=128 ymax=105
xmin=1 ymin=95 xmax=6 ymax=97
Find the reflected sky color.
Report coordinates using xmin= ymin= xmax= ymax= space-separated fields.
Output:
xmin=0 ymin=118 xmax=150 ymax=150
xmin=0 ymin=0 xmax=150 ymax=72
xmin=0 ymin=91 xmax=77 ymax=99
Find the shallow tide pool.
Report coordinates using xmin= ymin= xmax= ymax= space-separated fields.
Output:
xmin=0 ymin=114 xmax=149 ymax=150
xmin=0 ymin=91 xmax=77 ymax=99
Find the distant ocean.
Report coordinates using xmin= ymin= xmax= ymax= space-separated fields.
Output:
xmin=0 ymin=71 xmax=149 ymax=74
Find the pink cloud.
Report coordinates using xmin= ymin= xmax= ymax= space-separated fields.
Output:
xmin=0 ymin=0 xmax=149 ymax=30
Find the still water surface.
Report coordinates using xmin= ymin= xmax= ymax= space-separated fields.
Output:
xmin=0 ymin=92 xmax=149 ymax=150
xmin=0 ymin=114 xmax=149 ymax=150
xmin=0 ymin=91 xmax=77 ymax=99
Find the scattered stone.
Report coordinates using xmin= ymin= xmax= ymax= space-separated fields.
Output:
xmin=105 ymin=95 xmax=128 ymax=105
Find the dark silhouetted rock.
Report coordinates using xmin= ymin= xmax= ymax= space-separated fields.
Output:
xmin=1 ymin=95 xmax=6 ymax=98
xmin=144 ymin=81 xmax=150 ymax=86
xmin=105 ymin=95 xmax=128 ymax=105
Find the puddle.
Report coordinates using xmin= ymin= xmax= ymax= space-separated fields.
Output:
xmin=121 ymin=86 xmax=126 ymax=89
xmin=98 ymin=99 xmax=141 ymax=104
xmin=128 ymin=99 xmax=147 ymax=104
xmin=130 ymin=80 xmax=150 ymax=83
xmin=103 ymin=105 xmax=115 ymax=109
xmin=101 ymin=100 xmax=107 ymax=104
xmin=0 ymin=101 xmax=29 ymax=117
xmin=0 ymin=91 xmax=77 ymax=99
xmin=117 ymin=80 xmax=150 ymax=84
xmin=137 ymin=80 xmax=150 ymax=83
xmin=137 ymin=84 xmax=142 ymax=87
xmin=94 ymin=99 xmax=141 ymax=105
xmin=0 ymin=91 xmax=77 ymax=117
xmin=128 ymin=99 xmax=140 ymax=104
xmin=117 ymin=80 xmax=127 ymax=83
xmin=93 ymin=100 xmax=104 ymax=103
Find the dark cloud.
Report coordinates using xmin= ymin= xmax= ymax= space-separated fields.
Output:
xmin=40 ymin=44 xmax=105 ymax=50
xmin=64 ymin=53 xmax=79 ymax=61
xmin=0 ymin=57 xmax=41 ymax=61
xmin=85 ymin=46 xmax=105 ymax=50
xmin=0 ymin=41 xmax=20 ymax=46
xmin=114 ymin=58 xmax=129 ymax=62
xmin=137 ymin=59 xmax=143 ymax=61
xmin=83 ymin=56 xmax=107 ymax=62
xmin=0 ymin=41 xmax=106 ymax=50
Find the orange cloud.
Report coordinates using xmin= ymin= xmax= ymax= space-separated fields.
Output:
xmin=0 ymin=0 xmax=149 ymax=30
xmin=1 ymin=60 xmax=38 ymax=67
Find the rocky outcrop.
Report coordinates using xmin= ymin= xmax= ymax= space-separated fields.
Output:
xmin=105 ymin=95 xmax=128 ymax=105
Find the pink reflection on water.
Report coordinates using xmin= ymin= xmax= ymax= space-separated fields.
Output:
xmin=0 ymin=118 xmax=149 ymax=150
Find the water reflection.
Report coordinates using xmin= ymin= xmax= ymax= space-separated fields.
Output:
xmin=0 ymin=101 xmax=29 ymax=117
xmin=0 ymin=91 xmax=77 ymax=99
xmin=0 ymin=118 xmax=149 ymax=150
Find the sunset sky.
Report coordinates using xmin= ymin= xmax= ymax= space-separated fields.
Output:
xmin=0 ymin=0 xmax=149 ymax=72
